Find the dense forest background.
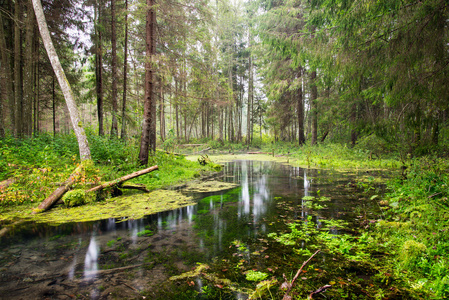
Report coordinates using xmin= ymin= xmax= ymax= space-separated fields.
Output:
xmin=0 ymin=0 xmax=448 ymax=155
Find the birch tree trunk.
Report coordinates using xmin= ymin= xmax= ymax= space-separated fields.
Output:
xmin=32 ymin=0 xmax=91 ymax=160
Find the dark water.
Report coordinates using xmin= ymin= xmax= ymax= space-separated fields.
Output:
xmin=0 ymin=160 xmax=383 ymax=299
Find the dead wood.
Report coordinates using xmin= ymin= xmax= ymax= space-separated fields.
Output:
xmin=0 ymin=178 xmax=15 ymax=189
xmin=79 ymin=264 xmax=143 ymax=277
xmin=195 ymin=147 xmax=211 ymax=153
xmin=179 ymin=144 xmax=206 ymax=147
xmin=87 ymin=165 xmax=158 ymax=193
xmin=247 ymin=152 xmax=267 ymax=154
xmin=121 ymin=183 xmax=150 ymax=193
xmin=33 ymin=165 xmax=84 ymax=214
xmin=156 ymin=148 xmax=186 ymax=156
xmin=309 ymin=284 xmax=332 ymax=299
xmin=282 ymin=249 xmax=320 ymax=300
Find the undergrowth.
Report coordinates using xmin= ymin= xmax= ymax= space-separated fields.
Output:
xmin=0 ymin=133 xmax=216 ymax=207
xmin=376 ymin=157 xmax=449 ymax=298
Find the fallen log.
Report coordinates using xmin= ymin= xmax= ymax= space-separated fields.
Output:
xmin=33 ymin=164 xmax=84 ymax=214
xmin=196 ymin=147 xmax=211 ymax=153
xmin=87 ymin=165 xmax=158 ymax=193
xmin=121 ymin=183 xmax=150 ymax=193
xmin=0 ymin=178 xmax=15 ymax=189
xmin=179 ymin=144 xmax=206 ymax=147
xmin=156 ymin=148 xmax=186 ymax=157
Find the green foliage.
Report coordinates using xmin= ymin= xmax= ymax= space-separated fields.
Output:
xmin=137 ymin=229 xmax=154 ymax=237
xmin=0 ymin=134 xmax=217 ymax=207
xmin=245 ymin=270 xmax=269 ymax=282
xmin=376 ymin=157 xmax=449 ymax=297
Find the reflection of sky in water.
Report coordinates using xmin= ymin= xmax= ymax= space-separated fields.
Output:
xmin=236 ymin=161 xmax=270 ymax=225
xmin=84 ymin=235 xmax=99 ymax=280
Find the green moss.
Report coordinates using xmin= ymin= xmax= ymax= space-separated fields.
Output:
xmin=62 ymin=189 xmax=95 ymax=207
xmin=401 ymin=240 xmax=427 ymax=268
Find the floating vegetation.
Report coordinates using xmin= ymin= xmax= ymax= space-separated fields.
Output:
xmin=0 ymin=190 xmax=195 ymax=225
xmin=245 ymin=270 xmax=269 ymax=282
xmin=182 ymin=180 xmax=239 ymax=193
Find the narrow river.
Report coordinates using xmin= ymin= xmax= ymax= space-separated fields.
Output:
xmin=0 ymin=160 xmax=384 ymax=299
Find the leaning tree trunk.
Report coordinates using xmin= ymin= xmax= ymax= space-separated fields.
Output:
xmin=32 ymin=0 xmax=91 ymax=160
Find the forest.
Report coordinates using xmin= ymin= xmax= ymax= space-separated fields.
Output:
xmin=1 ymin=0 xmax=449 ymax=299
xmin=0 ymin=0 xmax=446 ymax=154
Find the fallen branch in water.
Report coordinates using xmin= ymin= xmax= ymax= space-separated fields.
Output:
xmin=282 ymin=249 xmax=320 ymax=300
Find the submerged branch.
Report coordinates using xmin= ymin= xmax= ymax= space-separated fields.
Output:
xmin=282 ymin=249 xmax=320 ymax=300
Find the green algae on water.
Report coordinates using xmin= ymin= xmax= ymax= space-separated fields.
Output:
xmin=30 ymin=190 xmax=195 ymax=225
xmin=183 ymin=180 xmax=239 ymax=193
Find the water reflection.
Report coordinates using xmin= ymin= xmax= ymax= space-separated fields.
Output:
xmin=0 ymin=160 xmax=376 ymax=299
xmin=84 ymin=235 xmax=99 ymax=280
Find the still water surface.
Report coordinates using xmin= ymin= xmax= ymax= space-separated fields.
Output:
xmin=0 ymin=160 xmax=380 ymax=299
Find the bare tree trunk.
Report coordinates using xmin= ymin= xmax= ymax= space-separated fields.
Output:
xmin=246 ymin=51 xmax=253 ymax=145
xmin=159 ymin=77 xmax=165 ymax=141
xmin=95 ymin=0 xmax=104 ymax=136
xmin=34 ymin=33 xmax=39 ymax=133
xmin=175 ymin=79 xmax=179 ymax=140
xmin=23 ymin=0 xmax=35 ymax=136
xmin=110 ymin=0 xmax=118 ymax=136
xmin=0 ymin=12 xmax=13 ymax=136
xmin=32 ymin=0 xmax=91 ymax=160
xmin=14 ymin=0 xmax=23 ymax=136
xmin=218 ymin=106 xmax=223 ymax=142
xmin=297 ymin=70 xmax=305 ymax=145
xmin=121 ymin=0 xmax=128 ymax=139
xmin=52 ymin=75 xmax=56 ymax=136
xmin=310 ymin=70 xmax=318 ymax=146
xmin=139 ymin=0 xmax=156 ymax=165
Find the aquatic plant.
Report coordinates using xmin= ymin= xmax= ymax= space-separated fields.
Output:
xmin=245 ymin=270 xmax=269 ymax=282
